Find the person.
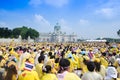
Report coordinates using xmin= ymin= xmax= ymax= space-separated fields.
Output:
xmin=100 ymin=52 xmax=108 ymax=68
xmin=18 ymin=59 xmax=39 ymax=80
xmin=4 ymin=64 xmax=17 ymax=80
xmin=0 ymin=55 xmax=6 ymax=80
xmin=41 ymin=65 xmax=58 ymax=80
xmin=94 ymin=58 xmax=106 ymax=79
xmin=35 ymin=54 xmax=45 ymax=79
xmin=57 ymin=58 xmax=81 ymax=80
xmin=81 ymin=61 xmax=103 ymax=80
xmin=104 ymin=66 xmax=120 ymax=80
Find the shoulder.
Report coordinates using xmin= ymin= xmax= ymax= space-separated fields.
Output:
xmin=65 ymin=72 xmax=81 ymax=80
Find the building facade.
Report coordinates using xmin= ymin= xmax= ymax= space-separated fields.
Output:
xmin=36 ymin=23 xmax=77 ymax=42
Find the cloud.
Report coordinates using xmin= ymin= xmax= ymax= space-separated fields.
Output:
xmin=44 ymin=0 xmax=69 ymax=7
xmin=94 ymin=0 xmax=120 ymax=18
xmin=29 ymin=0 xmax=42 ymax=7
xmin=0 ymin=21 xmax=8 ymax=27
xmin=95 ymin=8 xmax=115 ymax=18
xmin=34 ymin=14 xmax=52 ymax=32
xmin=79 ymin=19 xmax=89 ymax=26
xmin=58 ymin=18 xmax=72 ymax=33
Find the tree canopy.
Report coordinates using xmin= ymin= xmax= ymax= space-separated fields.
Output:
xmin=0 ymin=26 xmax=39 ymax=39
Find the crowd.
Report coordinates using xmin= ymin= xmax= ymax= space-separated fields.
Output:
xmin=0 ymin=41 xmax=120 ymax=80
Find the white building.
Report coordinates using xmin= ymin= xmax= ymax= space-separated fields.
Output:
xmin=36 ymin=23 xmax=77 ymax=42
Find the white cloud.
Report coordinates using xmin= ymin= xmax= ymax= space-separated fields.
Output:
xmin=45 ymin=0 xmax=69 ymax=7
xmin=0 ymin=21 xmax=8 ymax=27
xmin=29 ymin=0 xmax=42 ymax=7
xmin=58 ymin=18 xmax=72 ymax=33
xmin=95 ymin=8 xmax=115 ymax=18
xmin=34 ymin=14 xmax=52 ymax=32
xmin=79 ymin=19 xmax=89 ymax=26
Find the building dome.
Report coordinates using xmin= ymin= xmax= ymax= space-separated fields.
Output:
xmin=54 ymin=23 xmax=61 ymax=32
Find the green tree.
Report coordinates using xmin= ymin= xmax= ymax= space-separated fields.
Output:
xmin=0 ymin=26 xmax=39 ymax=39
xmin=0 ymin=27 xmax=12 ymax=38
xmin=26 ymin=28 xmax=39 ymax=39
xmin=12 ymin=28 xmax=21 ymax=38
xmin=12 ymin=26 xmax=39 ymax=39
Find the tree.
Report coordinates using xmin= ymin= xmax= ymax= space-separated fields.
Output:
xmin=12 ymin=26 xmax=39 ymax=39
xmin=117 ymin=29 xmax=120 ymax=37
xmin=0 ymin=26 xmax=39 ymax=39
xmin=0 ymin=27 xmax=12 ymax=38
xmin=26 ymin=28 xmax=39 ymax=39
xmin=12 ymin=28 xmax=21 ymax=38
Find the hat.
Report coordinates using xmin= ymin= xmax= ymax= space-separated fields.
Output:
xmin=106 ymin=66 xmax=117 ymax=78
xmin=24 ymin=62 xmax=34 ymax=71
xmin=117 ymin=58 xmax=120 ymax=64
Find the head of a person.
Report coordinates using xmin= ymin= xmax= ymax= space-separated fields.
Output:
xmin=106 ymin=66 xmax=117 ymax=79
xmin=48 ymin=52 xmax=52 ymax=57
xmin=38 ymin=55 xmax=45 ymax=63
xmin=59 ymin=58 xmax=70 ymax=72
xmin=42 ymin=65 xmax=51 ymax=73
xmin=5 ymin=64 xmax=17 ymax=80
xmin=94 ymin=58 xmax=101 ymax=72
xmin=87 ymin=61 xmax=95 ymax=72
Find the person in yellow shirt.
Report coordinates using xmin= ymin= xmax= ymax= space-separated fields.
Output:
xmin=54 ymin=58 xmax=60 ymax=71
xmin=4 ymin=64 xmax=17 ymax=80
xmin=100 ymin=52 xmax=108 ymax=68
xmin=94 ymin=58 xmax=106 ymax=78
xmin=41 ymin=65 xmax=58 ymax=80
xmin=81 ymin=55 xmax=89 ymax=74
xmin=18 ymin=61 xmax=39 ymax=80
xmin=35 ymin=55 xmax=45 ymax=79
xmin=57 ymin=58 xmax=81 ymax=80
xmin=81 ymin=61 xmax=103 ymax=80
xmin=0 ymin=55 xmax=6 ymax=80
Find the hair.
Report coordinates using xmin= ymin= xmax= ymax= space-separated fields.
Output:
xmin=113 ymin=52 xmax=116 ymax=56
xmin=38 ymin=55 xmax=45 ymax=63
xmin=55 ymin=58 xmax=60 ymax=63
xmin=83 ymin=57 xmax=89 ymax=65
xmin=58 ymin=58 xmax=70 ymax=73
xmin=4 ymin=65 xmax=17 ymax=80
xmin=40 ymin=51 xmax=45 ymax=56
xmin=43 ymin=65 xmax=51 ymax=73
xmin=0 ymin=56 xmax=3 ymax=62
xmin=48 ymin=52 xmax=52 ymax=57
xmin=94 ymin=61 xmax=101 ymax=72
xmin=87 ymin=61 xmax=95 ymax=72
xmin=102 ymin=52 xmax=106 ymax=56
xmin=61 ymin=51 xmax=65 ymax=58
xmin=50 ymin=55 xmax=55 ymax=59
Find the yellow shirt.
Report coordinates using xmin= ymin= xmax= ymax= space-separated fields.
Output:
xmin=18 ymin=70 xmax=39 ymax=80
xmin=35 ymin=63 xmax=44 ymax=79
xmin=100 ymin=57 xmax=108 ymax=68
xmin=12 ymin=75 xmax=17 ymax=80
xmin=82 ymin=72 xmax=103 ymax=80
xmin=68 ymin=59 xmax=74 ymax=72
xmin=57 ymin=71 xmax=81 ymax=80
xmin=64 ymin=72 xmax=81 ymax=80
xmin=41 ymin=73 xmax=58 ymax=80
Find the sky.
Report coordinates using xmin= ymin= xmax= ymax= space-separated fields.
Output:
xmin=0 ymin=0 xmax=120 ymax=39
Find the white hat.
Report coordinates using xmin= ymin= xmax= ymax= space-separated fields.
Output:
xmin=117 ymin=58 xmax=120 ymax=64
xmin=106 ymin=66 xmax=117 ymax=78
